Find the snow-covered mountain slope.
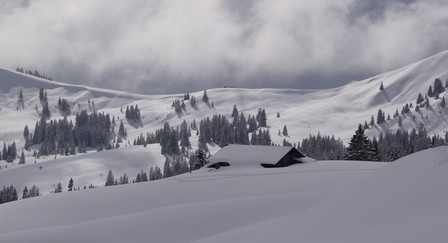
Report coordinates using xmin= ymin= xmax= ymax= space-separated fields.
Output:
xmin=2 ymin=51 xmax=448 ymax=150
xmin=0 ymin=147 xmax=446 ymax=243
xmin=0 ymin=144 xmax=165 ymax=194
xmin=0 ymin=67 xmax=152 ymax=99
xmin=1 ymin=50 xmax=448 ymax=194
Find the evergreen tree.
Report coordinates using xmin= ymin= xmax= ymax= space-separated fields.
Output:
xmin=428 ymin=85 xmax=434 ymax=97
xmin=58 ymin=97 xmax=71 ymax=115
xmin=29 ymin=185 xmax=40 ymax=197
xmin=118 ymin=120 xmax=127 ymax=138
xmin=119 ymin=173 xmax=129 ymax=184
xmin=41 ymin=101 xmax=51 ymax=119
xmin=202 ymin=90 xmax=209 ymax=103
xmin=434 ymin=78 xmax=445 ymax=95
xmin=441 ymin=97 xmax=446 ymax=108
xmin=416 ymin=93 xmax=424 ymax=104
xmin=18 ymin=89 xmax=25 ymax=110
xmin=19 ymin=150 xmax=25 ymax=164
xmin=39 ymin=87 xmax=45 ymax=101
xmin=235 ymin=113 xmax=249 ymax=144
xmin=298 ymin=133 xmax=345 ymax=160
xmin=55 ymin=182 xmax=63 ymax=193
xmin=282 ymin=125 xmax=289 ymax=136
xmin=126 ymin=106 xmax=131 ymax=119
xmin=231 ymin=105 xmax=239 ymax=119
xmin=191 ymin=119 xmax=197 ymax=130
xmin=22 ymin=186 xmax=29 ymax=199
xmin=363 ymin=121 xmax=369 ymax=129
xmin=168 ymin=129 xmax=181 ymax=155
xmin=163 ymin=157 xmax=173 ymax=178
xmin=370 ymin=115 xmax=375 ymax=126
xmin=247 ymin=115 xmax=258 ymax=133
xmin=68 ymin=178 xmax=74 ymax=191
xmin=135 ymin=170 xmax=148 ymax=182
xmin=6 ymin=141 xmax=17 ymax=163
xmin=250 ymin=131 xmax=258 ymax=145
xmin=23 ymin=125 xmax=31 ymax=149
xmin=257 ymin=108 xmax=267 ymax=127
xmin=402 ymin=103 xmax=410 ymax=114
xmin=0 ymin=185 xmax=18 ymax=203
xmin=369 ymin=137 xmax=379 ymax=161
xmin=190 ymin=96 xmax=197 ymax=109
xmin=2 ymin=143 xmax=6 ymax=160
xmin=105 ymin=170 xmax=115 ymax=186
xmin=198 ymin=120 xmax=209 ymax=152
xmin=195 ymin=149 xmax=207 ymax=169
xmin=262 ymin=129 xmax=272 ymax=145
xmin=379 ymin=82 xmax=384 ymax=90
xmin=376 ymin=109 xmax=385 ymax=124
xmin=345 ymin=124 xmax=371 ymax=161
xmin=180 ymin=120 xmax=191 ymax=150
xmin=149 ymin=166 xmax=163 ymax=180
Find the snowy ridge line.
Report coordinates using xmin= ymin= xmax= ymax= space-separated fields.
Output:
xmin=0 ymin=67 xmax=156 ymax=99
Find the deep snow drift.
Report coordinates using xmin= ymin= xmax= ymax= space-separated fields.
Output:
xmin=0 ymin=147 xmax=446 ymax=242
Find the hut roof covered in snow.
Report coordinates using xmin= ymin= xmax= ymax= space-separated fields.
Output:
xmin=207 ymin=144 xmax=311 ymax=169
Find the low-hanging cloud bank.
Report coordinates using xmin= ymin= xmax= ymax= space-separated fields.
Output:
xmin=1 ymin=0 xmax=448 ymax=94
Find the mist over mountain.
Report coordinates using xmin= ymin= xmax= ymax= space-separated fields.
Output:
xmin=1 ymin=0 xmax=448 ymax=94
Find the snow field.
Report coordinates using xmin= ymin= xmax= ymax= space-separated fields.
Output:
xmin=0 ymin=159 xmax=386 ymax=243
xmin=0 ymin=147 xmax=446 ymax=242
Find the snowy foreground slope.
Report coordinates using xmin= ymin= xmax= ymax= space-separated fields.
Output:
xmin=0 ymin=147 xmax=447 ymax=243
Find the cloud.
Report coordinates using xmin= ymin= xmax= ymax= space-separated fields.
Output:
xmin=1 ymin=0 xmax=448 ymax=94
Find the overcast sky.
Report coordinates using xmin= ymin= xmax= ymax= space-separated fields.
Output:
xmin=1 ymin=0 xmax=448 ymax=94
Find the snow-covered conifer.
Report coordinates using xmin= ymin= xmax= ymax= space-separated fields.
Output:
xmin=416 ymin=93 xmax=424 ymax=104
xmin=434 ymin=78 xmax=444 ymax=95
xmin=282 ymin=125 xmax=289 ymax=136
xmin=428 ymin=85 xmax=434 ymax=97
xmin=345 ymin=124 xmax=371 ymax=161
xmin=55 ymin=182 xmax=63 ymax=193
xmin=19 ymin=150 xmax=25 ymax=164
xmin=68 ymin=178 xmax=74 ymax=191
xmin=202 ymin=90 xmax=209 ymax=103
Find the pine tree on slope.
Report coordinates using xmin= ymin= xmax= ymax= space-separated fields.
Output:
xmin=345 ymin=124 xmax=371 ymax=161
xmin=105 ymin=170 xmax=115 ymax=186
